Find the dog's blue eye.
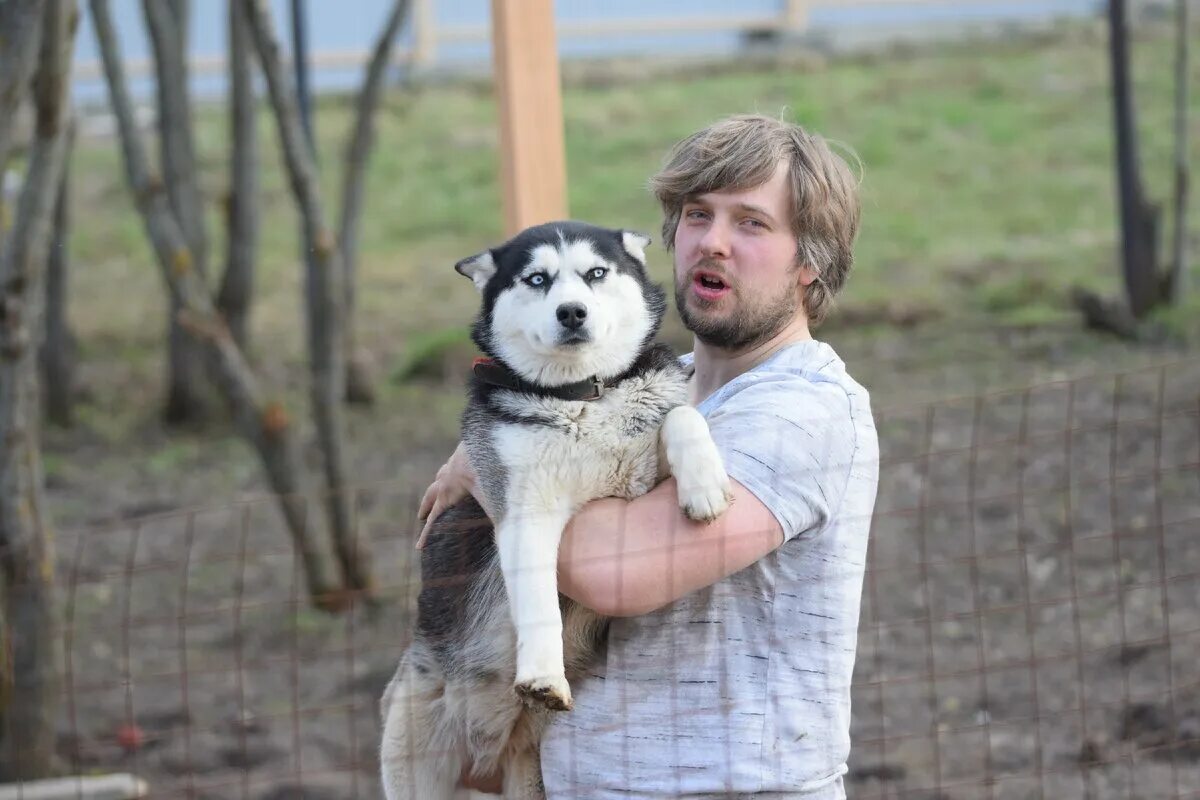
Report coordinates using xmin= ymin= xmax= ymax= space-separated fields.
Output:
xmin=589 ymin=267 xmax=607 ymax=280
xmin=524 ymin=273 xmax=546 ymax=287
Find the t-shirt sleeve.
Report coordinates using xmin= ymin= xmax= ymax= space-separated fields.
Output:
xmin=702 ymin=374 xmax=857 ymax=543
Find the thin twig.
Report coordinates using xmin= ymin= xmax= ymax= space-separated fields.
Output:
xmin=1166 ymin=0 xmax=1189 ymax=301
xmin=89 ymin=0 xmax=343 ymax=608
xmin=40 ymin=119 xmax=75 ymax=427
xmin=338 ymin=0 xmax=413 ymax=405
xmin=216 ymin=0 xmax=259 ymax=350
xmin=0 ymin=0 xmax=46 ymax=177
xmin=143 ymin=0 xmax=210 ymax=422
xmin=241 ymin=0 xmax=375 ymax=595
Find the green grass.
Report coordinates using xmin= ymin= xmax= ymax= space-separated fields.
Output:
xmin=390 ymin=325 xmax=475 ymax=382
xmin=55 ymin=23 xmax=1199 ymax=485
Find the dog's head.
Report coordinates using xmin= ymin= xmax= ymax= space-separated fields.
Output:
xmin=456 ymin=221 xmax=666 ymax=387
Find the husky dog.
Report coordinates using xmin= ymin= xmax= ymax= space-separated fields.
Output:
xmin=379 ymin=221 xmax=733 ymax=799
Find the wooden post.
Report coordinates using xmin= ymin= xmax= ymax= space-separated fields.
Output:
xmin=784 ymin=0 xmax=809 ymax=32
xmin=490 ymin=0 xmax=567 ymax=235
xmin=412 ymin=0 xmax=436 ymax=70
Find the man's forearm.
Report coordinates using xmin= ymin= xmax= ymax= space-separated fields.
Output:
xmin=556 ymin=478 xmax=783 ymax=617
xmin=555 ymin=489 xmax=678 ymax=617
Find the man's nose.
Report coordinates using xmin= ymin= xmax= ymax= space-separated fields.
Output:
xmin=556 ymin=301 xmax=588 ymax=330
xmin=699 ymin=219 xmax=730 ymax=258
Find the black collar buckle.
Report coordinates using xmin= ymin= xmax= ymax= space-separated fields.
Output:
xmin=580 ymin=377 xmax=604 ymax=401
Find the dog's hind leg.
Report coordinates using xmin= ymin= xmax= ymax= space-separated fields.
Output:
xmin=380 ymin=658 xmax=463 ymax=800
xmin=501 ymin=747 xmax=545 ymax=800
xmin=495 ymin=506 xmax=575 ymax=711
xmin=500 ymin=712 xmax=549 ymax=800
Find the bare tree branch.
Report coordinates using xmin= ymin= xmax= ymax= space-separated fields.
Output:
xmin=1106 ymin=0 xmax=1162 ymax=318
xmin=241 ymin=0 xmax=374 ymax=596
xmin=1166 ymin=0 xmax=1189 ymax=301
xmin=0 ymin=0 xmax=74 ymax=779
xmin=89 ymin=0 xmax=344 ymax=609
xmin=169 ymin=0 xmax=189 ymax=41
xmin=0 ymin=0 xmax=45 ymax=176
xmin=289 ymin=0 xmax=315 ymax=153
xmin=143 ymin=0 xmax=210 ymax=423
xmin=338 ymin=0 xmax=411 ymax=405
xmin=40 ymin=120 xmax=75 ymax=427
xmin=217 ymin=0 xmax=259 ymax=350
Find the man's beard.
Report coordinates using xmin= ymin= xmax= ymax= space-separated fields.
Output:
xmin=674 ymin=265 xmax=800 ymax=352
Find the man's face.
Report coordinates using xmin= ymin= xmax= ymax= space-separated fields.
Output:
xmin=672 ymin=160 xmax=815 ymax=351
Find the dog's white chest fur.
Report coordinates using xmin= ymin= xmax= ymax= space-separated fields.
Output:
xmin=489 ymin=369 xmax=688 ymax=509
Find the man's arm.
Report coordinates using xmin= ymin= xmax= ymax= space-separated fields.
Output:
xmin=415 ymin=442 xmax=785 ymax=616
xmin=557 ymin=477 xmax=783 ymax=617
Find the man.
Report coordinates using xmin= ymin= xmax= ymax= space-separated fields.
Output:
xmin=419 ymin=114 xmax=879 ymax=798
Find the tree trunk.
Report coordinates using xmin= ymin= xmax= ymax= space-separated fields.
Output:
xmin=1165 ymin=0 xmax=1189 ymax=302
xmin=0 ymin=0 xmax=75 ymax=779
xmin=1107 ymin=0 xmax=1161 ymax=318
xmin=89 ymin=0 xmax=344 ymax=610
xmin=216 ymin=0 xmax=259 ymax=351
xmin=242 ymin=0 xmax=374 ymax=596
xmin=0 ymin=0 xmax=46 ymax=177
xmin=143 ymin=0 xmax=210 ymax=424
xmin=39 ymin=121 xmax=74 ymax=427
xmin=338 ymin=0 xmax=411 ymax=406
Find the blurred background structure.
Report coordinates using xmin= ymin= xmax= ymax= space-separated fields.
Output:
xmin=0 ymin=0 xmax=1196 ymax=798
xmin=63 ymin=1 xmax=1139 ymax=103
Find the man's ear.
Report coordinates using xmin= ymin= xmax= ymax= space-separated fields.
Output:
xmin=454 ymin=250 xmax=496 ymax=291
xmin=621 ymin=230 xmax=651 ymax=264
xmin=798 ymin=263 xmax=819 ymax=287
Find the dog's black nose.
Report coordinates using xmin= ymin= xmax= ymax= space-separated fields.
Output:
xmin=556 ymin=302 xmax=588 ymax=330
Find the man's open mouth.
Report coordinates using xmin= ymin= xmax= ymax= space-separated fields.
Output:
xmin=692 ymin=270 xmax=731 ymax=300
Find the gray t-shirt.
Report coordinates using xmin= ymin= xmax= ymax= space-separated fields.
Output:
xmin=540 ymin=340 xmax=880 ymax=798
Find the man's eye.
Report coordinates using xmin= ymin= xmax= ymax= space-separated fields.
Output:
xmin=524 ymin=273 xmax=547 ymax=287
xmin=589 ymin=267 xmax=608 ymax=280
xmin=685 ymin=209 xmax=708 ymax=221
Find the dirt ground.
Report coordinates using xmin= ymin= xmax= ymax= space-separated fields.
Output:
xmin=43 ymin=322 xmax=1200 ymax=799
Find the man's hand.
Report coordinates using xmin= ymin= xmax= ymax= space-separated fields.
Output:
xmin=415 ymin=441 xmax=480 ymax=549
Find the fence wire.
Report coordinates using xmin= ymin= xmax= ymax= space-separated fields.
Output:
xmin=4 ymin=356 xmax=1197 ymax=799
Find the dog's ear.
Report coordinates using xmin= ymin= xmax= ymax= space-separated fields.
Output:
xmin=621 ymin=230 xmax=652 ymax=264
xmin=455 ymin=250 xmax=496 ymax=291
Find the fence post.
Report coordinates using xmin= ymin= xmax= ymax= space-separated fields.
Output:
xmin=412 ymin=0 xmax=436 ymax=70
xmin=490 ymin=0 xmax=568 ymax=235
xmin=784 ymin=0 xmax=809 ymax=32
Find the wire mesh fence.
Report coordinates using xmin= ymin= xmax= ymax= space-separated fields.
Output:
xmin=7 ymin=355 xmax=1198 ymax=799
xmin=854 ymin=357 xmax=1199 ymax=799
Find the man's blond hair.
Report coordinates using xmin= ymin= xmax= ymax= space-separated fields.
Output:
xmin=650 ymin=114 xmax=861 ymax=326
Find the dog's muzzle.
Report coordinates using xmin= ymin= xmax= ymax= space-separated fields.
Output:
xmin=556 ymin=302 xmax=588 ymax=330
xmin=555 ymin=301 xmax=591 ymax=345
xmin=557 ymin=329 xmax=591 ymax=346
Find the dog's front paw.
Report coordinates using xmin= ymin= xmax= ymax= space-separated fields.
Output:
xmin=514 ymin=674 xmax=573 ymax=712
xmin=662 ymin=406 xmax=733 ymax=523
xmin=677 ymin=461 xmax=734 ymax=523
